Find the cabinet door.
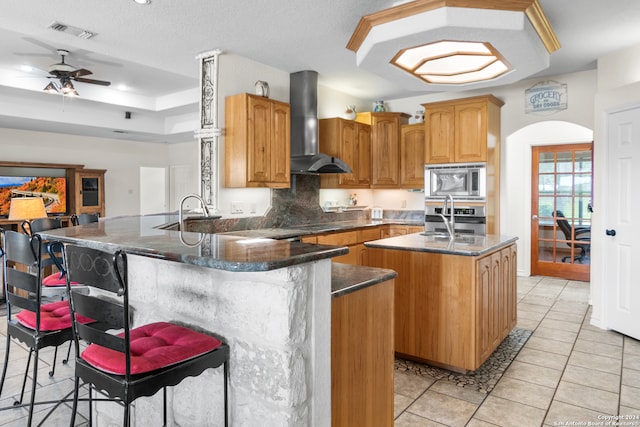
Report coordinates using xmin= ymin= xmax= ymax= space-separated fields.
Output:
xmin=247 ymin=96 xmax=272 ymax=184
xmin=425 ymin=106 xmax=455 ymax=164
xmin=371 ymin=116 xmax=400 ymax=187
xmin=338 ymin=120 xmax=359 ymax=187
xmin=455 ymin=101 xmax=488 ymax=162
xmin=76 ymin=171 xmax=105 ymax=216
xmin=270 ymin=101 xmax=291 ymax=186
xmin=355 ymin=123 xmax=372 ymax=187
xmin=475 ymin=253 xmax=493 ymax=364
xmin=400 ymin=124 xmax=426 ymax=188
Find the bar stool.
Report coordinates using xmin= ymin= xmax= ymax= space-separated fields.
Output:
xmin=59 ymin=242 xmax=230 ymax=427
xmin=0 ymin=230 xmax=90 ymax=426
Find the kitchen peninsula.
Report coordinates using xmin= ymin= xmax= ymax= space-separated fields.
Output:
xmin=41 ymin=214 xmax=349 ymax=427
xmin=365 ymin=232 xmax=518 ymax=372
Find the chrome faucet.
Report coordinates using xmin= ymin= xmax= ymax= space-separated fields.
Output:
xmin=438 ymin=194 xmax=455 ymax=238
xmin=179 ymin=194 xmax=211 ymax=227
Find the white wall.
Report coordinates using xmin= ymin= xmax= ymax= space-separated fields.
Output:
xmin=0 ymin=127 xmax=179 ymax=217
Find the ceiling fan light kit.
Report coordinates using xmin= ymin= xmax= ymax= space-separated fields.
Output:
xmin=41 ymin=49 xmax=111 ymax=97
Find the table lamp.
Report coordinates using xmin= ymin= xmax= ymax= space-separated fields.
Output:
xmin=8 ymin=197 xmax=48 ymax=220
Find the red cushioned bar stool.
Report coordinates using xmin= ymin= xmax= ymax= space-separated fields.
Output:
xmin=0 ymin=229 xmax=90 ymax=426
xmin=59 ymin=242 xmax=230 ymax=427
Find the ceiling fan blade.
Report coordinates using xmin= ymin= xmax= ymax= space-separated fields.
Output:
xmin=70 ymin=68 xmax=92 ymax=78
xmin=73 ymin=77 xmax=111 ymax=86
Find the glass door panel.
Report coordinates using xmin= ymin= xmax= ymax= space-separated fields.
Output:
xmin=531 ymin=143 xmax=593 ymax=282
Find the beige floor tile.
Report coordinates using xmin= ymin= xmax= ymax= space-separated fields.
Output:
xmin=407 ymin=390 xmax=478 ymax=427
xmin=625 ymin=337 xmax=640 ymax=356
xmin=554 ymin=380 xmax=619 ymax=414
xmin=620 ymin=385 xmax=640 ymax=410
xmin=395 ymin=393 xmax=415 ymax=419
xmin=504 ymin=361 xmax=562 ymax=388
xmin=394 ymin=411 xmax=447 ymax=426
xmin=619 ymin=406 xmax=640 ymax=417
xmin=515 ymin=347 xmax=569 ymax=370
xmin=544 ymin=401 xmax=604 ymax=426
xmin=525 ymin=335 xmax=575 ymax=356
xmin=544 ymin=310 xmax=585 ymax=324
xmin=518 ymin=302 xmax=551 ymax=314
xmin=428 ymin=380 xmax=486 ymax=405
xmin=624 ymin=354 xmax=640 ymax=371
xmin=539 ymin=317 xmax=582 ymax=333
xmin=569 ymin=350 xmax=622 ymax=374
xmin=579 ymin=328 xmax=624 ymax=347
xmin=562 ymin=364 xmax=621 ymax=393
xmin=557 ymin=288 xmax=590 ymax=303
xmin=528 ymin=287 xmax=564 ymax=300
xmin=517 ymin=317 xmax=541 ymax=331
xmin=551 ymin=301 xmax=590 ymax=316
xmin=518 ymin=309 xmax=547 ymax=322
xmin=573 ymin=338 xmax=624 ymax=359
xmin=538 ymin=277 xmax=568 ymax=286
xmin=518 ymin=276 xmax=543 ymax=287
xmin=466 ymin=419 xmax=500 ymax=427
xmin=533 ymin=326 xmax=578 ymax=343
xmin=491 ymin=376 xmax=555 ymax=410
xmin=395 ymin=370 xmax=435 ymax=399
xmin=623 ymin=368 xmax=640 ymax=388
xmin=474 ymin=395 xmax=546 ymax=427
xmin=520 ymin=295 xmax=556 ymax=307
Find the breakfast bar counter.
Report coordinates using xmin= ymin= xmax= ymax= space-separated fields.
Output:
xmin=41 ymin=214 xmax=350 ymax=427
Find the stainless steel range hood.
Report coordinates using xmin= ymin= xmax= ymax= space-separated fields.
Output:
xmin=290 ymin=70 xmax=352 ymax=174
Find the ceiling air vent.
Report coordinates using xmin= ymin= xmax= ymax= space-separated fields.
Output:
xmin=47 ymin=21 xmax=96 ymax=40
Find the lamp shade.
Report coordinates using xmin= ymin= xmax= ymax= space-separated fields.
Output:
xmin=8 ymin=198 xmax=48 ymax=220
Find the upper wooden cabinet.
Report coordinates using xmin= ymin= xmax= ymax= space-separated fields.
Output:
xmin=356 ymin=112 xmax=410 ymax=188
xmin=319 ymin=118 xmax=372 ymax=188
xmin=225 ymin=93 xmax=290 ymax=188
xmin=423 ymin=95 xmax=503 ymax=164
xmin=400 ymin=123 xmax=426 ymax=189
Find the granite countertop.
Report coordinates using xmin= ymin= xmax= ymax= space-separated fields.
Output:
xmin=40 ymin=214 xmax=348 ymax=272
xmin=218 ymin=219 xmax=423 ymax=240
xmin=365 ymin=232 xmax=518 ymax=256
xmin=331 ymin=263 xmax=397 ymax=298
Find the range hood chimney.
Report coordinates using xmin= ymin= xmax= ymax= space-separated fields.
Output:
xmin=290 ymin=70 xmax=352 ymax=174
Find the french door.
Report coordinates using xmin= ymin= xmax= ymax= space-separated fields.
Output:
xmin=531 ymin=143 xmax=593 ymax=282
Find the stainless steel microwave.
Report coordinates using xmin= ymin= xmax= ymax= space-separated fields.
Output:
xmin=425 ymin=163 xmax=486 ymax=200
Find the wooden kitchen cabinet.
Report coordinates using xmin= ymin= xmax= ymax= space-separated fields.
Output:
xmin=319 ymin=118 xmax=371 ymax=188
xmin=400 ymin=123 xmax=426 ymax=188
xmin=224 ymin=93 xmax=290 ymax=188
xmin=367 ymin=242 xmax=517 ymax=372
xmin=332 ymin=278 xmax=394 ymax=427
xmin=382 ymin=224 xmax=423 ymax=238
xmin=423 ymin=95 xmax=503 ymax=164
xmin=312 ymin=227 xmax=382 ymax=266
xmin=75 ymin=169 xmax=106 ymax=217
xmin=356 ymin=112 xmax=410 ymax=188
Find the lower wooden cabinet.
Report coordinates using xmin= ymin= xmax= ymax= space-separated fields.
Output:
xmin=310 ymin=227 xmax=382 ymax=266
xmin=331 ymin=279 xmax=394 ymax=427
xmin=367 ymin=243 xmax=517 ymax=371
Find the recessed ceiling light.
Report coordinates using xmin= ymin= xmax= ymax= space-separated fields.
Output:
xmin=20 ymin=65 xmax=33 ymax=72
xmin=117 ymin=84 xmax=128 ymax=91
xmin=133 ymin=0 xmax=151 ymax=4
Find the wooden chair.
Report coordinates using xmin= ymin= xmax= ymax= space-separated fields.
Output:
xmin=59 ymin=243 xmax=230 ymax=426
xmin=0 ymin=230 xmax=81 ymax=426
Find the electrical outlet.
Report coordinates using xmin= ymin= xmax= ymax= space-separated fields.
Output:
xmin=231 ymin=201 xmax=244 ymax=214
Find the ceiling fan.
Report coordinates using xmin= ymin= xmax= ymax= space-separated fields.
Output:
xmin=43 ymin=49 xmax=111 ymax=96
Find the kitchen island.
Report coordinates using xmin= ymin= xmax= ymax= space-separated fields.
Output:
xmin=41 ymin=214 xmax=350 ymax=427
xmin=365 ymin=232 xmax=518 ymax=372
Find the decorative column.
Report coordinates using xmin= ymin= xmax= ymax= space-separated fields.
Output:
xmin=195 ymin=49 xmax=222 ymax=213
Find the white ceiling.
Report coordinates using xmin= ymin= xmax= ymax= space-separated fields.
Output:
xmin=1 ymin=0 xmax=640 ymax=143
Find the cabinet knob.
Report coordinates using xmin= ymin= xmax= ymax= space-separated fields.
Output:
xmin=606 ymin=229 xmax=616 ymax=236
